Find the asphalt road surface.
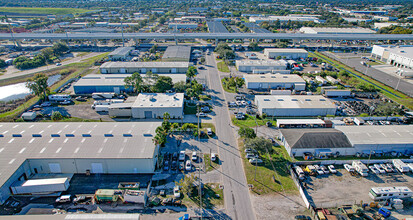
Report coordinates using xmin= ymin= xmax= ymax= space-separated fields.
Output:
xmin=204 ymin=53 xmax=255 ymax=220
xmin=324 ymin=52 xmax=413 ymax=97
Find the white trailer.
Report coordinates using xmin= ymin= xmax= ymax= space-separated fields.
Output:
xmin=393 ymin=159 xmax=410 ymax=173
xmin=352 ymin=160 xmax=368 ymax=176
xmin=92 ymin=92 xmax=115 ymax=99
xmin=95 ymin=105 xmax=109 ymax=112
xmin=315 ymin=76 xmax=327 ymax=85
xmin=10 ymin=178 xmax=70 ymax=195
xmin=326 ymin=76 xmax=339 ymax=84
xmin=48 ymin=94 xmax=71 ymax=101
xmin=369 ymin=186 xmax=413 ymax=201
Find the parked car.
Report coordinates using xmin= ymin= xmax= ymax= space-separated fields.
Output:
xmin=196 ymin=112 xmax=207 ymax=117
xmin=185 ymin=160 xmax=192 ymax=171
xmin=201 ymin=106 xmax=210 ymax=112
xmin=320 ymin=165 xmax=329 ymax=174
xmin=163 ymin=161 xmax=169 ymax=171
xmin=75 ymin=96 xmax=87 ymax=102
xmin=211 ymin=153 xmax=217 ymax=162
xmin=246 ymin=153 xmax=258 ymax=159
xmin=172 ymin=152 xmax=178 ymax=161
xmin=295 ymin=215 xmax=311 ymax=220
xmin=313 ymin=165 xmax=324 ymax=175
xmin=236 ymin=114 xmax=245 ymax=120
xmin=191 ymin=152 xmax=198 ymax=161
xmin=245 ymin=148 xmax=257 ymax=154
xmin=73 ymin=196 xmax=89 ymax=204
xmin=179 ymin=151 xmax=185 ymax=161
xmin=241 ymin=101 xmax=247 ymax=106
xmin=56 ymin=63 xmax=62 ymax=66
xmin=179 ymin=161 xmax=185 ymax=171
xmin=41 ymin=102 xmax=51 ymax=107
xmin=56 ymin=195 xmax=71 ymax=203
xmin=369 ymin=166 xmax=380 ymax=174
xmin=207 ymin=128 xmax=212 ymax=136
xmin=374 ymin=164 xmax=386 ymax=174
xmin=344 ymin=164 xmax=355 ymax=172
xmin=249 ymin=158 xmax=263 ymax=164
xmin=198 ymin=66 xmax=205 ymax=70
xmin=164 ymin=152 xmax=170 ymax=160
xmin=60 ymin=100 xmax=72 ymax=105
xmin=171 ymin=161 xmax=177 ymax=170
xmin=328 ymin=165 xmax=337 ymax=174
xmin=173 ymin=186 xmax=180 ymax=198
xmin=236 ymin=101 xmax=242 ymax=106
xmin=228 ymin=102 xmax=237 ymax=107
xmin=384 ymin=164 xmax=394 ymax=172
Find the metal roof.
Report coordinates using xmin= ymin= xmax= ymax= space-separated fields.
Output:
xmin=255 ymin=95 xmax=336 ymax=109
xmin=132 ymin=93 xmax=184 ymax=108
xmin=264 ymin=48 xmax=308 ymax=53
xmin=335 ymin=125 xmax=413 ymax=145
xmin=162 ymin=46 xmax=191 ymax=61
xmin=108 ymin=47 xmax=134 ymax=57
xmin=236 ymin=60 xmax=288 ymax=67
xmin=100 ymin=62 xmax=189 ymax=69
xmin=244 ymin=74 xmax=305 ymax=83
xmin=300 ymin=27 xmax=376 ymax=34
xmin=0 ymin=122 xmax=160 ymax=191
xmin=280 ymin=128 xmax=352 ymax=149
xmin=74 ymin=74 xmax=187 ymax=86
xmin=277 ymin=119 xmax=326 ymax=125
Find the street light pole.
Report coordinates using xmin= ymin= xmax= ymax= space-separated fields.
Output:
xmin=395 ymin=76 xmax=402 ymax=91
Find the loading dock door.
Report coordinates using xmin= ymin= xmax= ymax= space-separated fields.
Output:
xmin=114 ymin=87 xmax=120 ymax=94
xmin=91 ymin=163 xmax=104 ymax=173
xmin=120 ymin=68 xmax=127 ymax=73
xmin=49 ymin=163 xmax=62 ymax=173
xmin=144 ymin=111 xmax=152 ymax=118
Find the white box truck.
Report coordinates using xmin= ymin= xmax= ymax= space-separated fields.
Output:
xmin=10 ymin=178 xmax=70 ymax=195
xmin=393 ymin=159 xmax=410 ymax=173
xmin=352 ymin=160 xmax=368 ymax=177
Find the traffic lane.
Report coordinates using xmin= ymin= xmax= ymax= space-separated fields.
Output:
xmin=206 ymin=54 xmax=255 ymax=220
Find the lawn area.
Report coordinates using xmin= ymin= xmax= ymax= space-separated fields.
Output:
xmin=239 ymin=139 xmax=297 ymax=195
xmin=217 ymin=61 xmax=230 ymax=73
xmin=311 ymin=52 xmax=413 ymax=109
xmin=221 ymin=78 xmax=237 ymax=93
xmin=204 ymin=154 xmax=221 ymax=172
xmin=0 ymin=7 xmax=91 ymax=15
xmin=231 ymin=114 xmax=276 ymax=128
xmin=182 ymin=183 xmax=224 ymax=209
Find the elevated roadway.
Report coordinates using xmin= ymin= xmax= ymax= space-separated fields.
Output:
xmin=1 ymin=33 xmax=413 ymax=41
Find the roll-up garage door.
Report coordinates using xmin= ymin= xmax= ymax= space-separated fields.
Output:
xmin=91 ymin=163 xmax=104 ymax=173
xmin=49 ymin=163 xmax=62 ymax=173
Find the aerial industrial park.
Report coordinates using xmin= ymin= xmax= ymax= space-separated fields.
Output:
xmin=0 ymin=1 xmax=412 ymax=220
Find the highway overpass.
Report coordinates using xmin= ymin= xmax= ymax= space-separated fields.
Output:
xmin=1 ymin=33 xmax=413 ymax=41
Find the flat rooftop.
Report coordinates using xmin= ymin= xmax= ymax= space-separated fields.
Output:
xmin=300 ymin=27 xmax=376 ymax=34
xmin=244 ymin=74 xmax=306 ymax=83
xmin=109 ymin=47 xmax=134 ymax=57
xmin=335 ymin=125 xmax=413 ymax=145
xmin=375 ymin=45 xmax=413 ymax=59
xmin=236 ymin=60 xmax=288 ymax=66
xmin=264 ymin=48 xmax=308 ymax=53
xmin=162 ymin=46 xmax=191 ymax=60
xmin=101 ymin=61 xmax=190 ymax=69
xmin=255 ymin=95 xmax=336 ymax=109
xmin=74 ymin=74 xmax=187 ymax=86
xmin=280 ymin=128 xmax=352 ymax=149
xmin=277 ymin=119 xmax=326 ymax=125
xmin=0 ymin=122 xmax=161 ymax=191
xmin=132 ymin=93 xmax=184 ymax=108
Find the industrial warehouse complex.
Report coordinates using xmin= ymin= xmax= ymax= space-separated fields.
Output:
xmin=264 ymin=48 xmax=308 ymax=59
xmin=100 ymin=61 xmax=189 ymax=74
xmin=254 ymin=95 xmax=337 ymax=116
xmin=279 ymin=125 xmax=413 ymax=158
xmin=371 ymin=45 xmax=413 ymax=70
xmin=236 ymin=60 xmax=289 ymax=74
xmin=0 ymin=122 xmax=161 ymax=204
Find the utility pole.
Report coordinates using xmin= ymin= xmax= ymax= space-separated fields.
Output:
xmin=121 ymin=19 xmax=125 ymax=47
xmin=197 ymin=101 xmax=200 ymax=142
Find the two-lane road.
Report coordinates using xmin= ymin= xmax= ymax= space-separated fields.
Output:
xmin=204 ymin=54 xmax=255 ymax=220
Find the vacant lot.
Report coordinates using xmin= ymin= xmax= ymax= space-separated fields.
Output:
xmin=305 ymin=167 xmax=413 ymax=218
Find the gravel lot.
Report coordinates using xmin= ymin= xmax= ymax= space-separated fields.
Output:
xmin=251 ymin=193 xmax=308 ymax=220
xmin=304 ymin=167 xmax=413 ymax=218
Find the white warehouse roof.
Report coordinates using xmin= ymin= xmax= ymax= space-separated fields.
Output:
xmin=336 ymin=125 xmax=413 ymax=145
xmin=299 ymin=27 xmax=376 ymax=34
xmin=109 ymin=47 xmax=134 ymax=57
xmin=264 ymin=48 xmax=308 ymax=54
xmin=75 ymin=74 xmax=187 ymax=86
xmin=244 ymin=74 xmax=305 ymax=83
xmin=0 ymin=122 xmax=161 ymax=192
xmin=255 ymin=95 xmax=336 ymax=109
xmin=236 ymin=59 xmax=288 ymax=67
xmin=132 ymin=93 xmax=184 ymax=108
xmin=100 ymin=62 xmax=190 ymax=69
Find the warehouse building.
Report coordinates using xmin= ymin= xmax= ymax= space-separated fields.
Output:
xmin=244 ymin=74 xmax=306 ymax=91
xmin=236 ymin=60 xmax=289 ymax=73
xmin=254 ymin=95 xmax=336 ymax=116
xmin=109 ymin=93 xmax=184 ymax=119
xmin=299 ymin=27 xmax=375 ymax=34
xmin=100 ymin=62 xmax=189 ymax=74
xmin=264 ymin=48 xmax=308 ymax=60
xmin=73 ymin=74 xmax=187 ymax=94
xmin=279 ymin=128 xmax=354 ymax=158
xmin=162 ymin=46 xmax=191 ymax=62
xmin=0 ymin=122 xmax=161 ymax=204
xmin=249 ymin=15 xmax=320 ymax=23
xmin=108 ymin=47 xmax=134 ymax=61
xmin=336 ymin=125 xmax=413 ymax=155
xmin=168 ymin=23 xmax=198 ymax=29
xmin=371 ymin=45 xmax=413 ymax=70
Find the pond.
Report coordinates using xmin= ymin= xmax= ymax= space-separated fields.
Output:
xmin=0 ymin=74 xmax=62 ymax=102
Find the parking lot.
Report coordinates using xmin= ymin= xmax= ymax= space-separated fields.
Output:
xmin=304 ymin=165 xmax=413 ymax=218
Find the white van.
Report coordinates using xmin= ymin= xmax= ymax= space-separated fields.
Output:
xmin=207 ymin=128 xmax=212 ymax=136
xmin=56 ymin=195 xmax=71 ymax=203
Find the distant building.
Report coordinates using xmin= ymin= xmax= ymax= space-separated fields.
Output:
xmin=168 ymin=23 xmax=198 ymax=29
xmin=108 ymin=47 xmax=134 ymax=61
xmin=264 ymin=48 xmax=308 ymax=60
xmin=249 ymin=15 xmax=320 ymax=23
xmin=244 ymin=74 xmax=306 ymax=91
xmin=236 ymin=60 xmax=288 ymax=73
xmin=254 ymin=95 xmax=336 ymax=116
xmin=100 ymin=62 xmax=189 ymax=74
xmin=299 ymin=27 xmax=375 ymax=34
